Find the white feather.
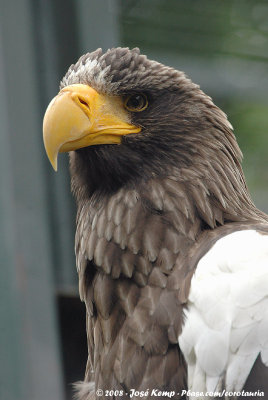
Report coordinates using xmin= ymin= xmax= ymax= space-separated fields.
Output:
xmin=179 ymin=229 xmax=268 ymax=396
xmin=206 ymin=375 xmax=221 ymax=393
xmin=261 ymin=348 xmax=268 ymax=366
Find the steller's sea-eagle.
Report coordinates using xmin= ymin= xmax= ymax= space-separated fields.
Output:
xmin=43 ymin=48 xmax=268 ymax=400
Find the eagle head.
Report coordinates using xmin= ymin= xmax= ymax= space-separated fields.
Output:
xmin=43 ymin=47 xmax=245 ymax=198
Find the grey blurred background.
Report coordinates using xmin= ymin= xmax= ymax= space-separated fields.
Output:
xmin=0 ymin=0 xmax=267 ymax=399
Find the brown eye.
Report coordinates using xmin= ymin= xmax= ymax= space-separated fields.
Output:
xmin=124 ymin=93 xmax=148 ymax=112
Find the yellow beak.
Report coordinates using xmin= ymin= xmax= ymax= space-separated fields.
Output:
xmin=43 ymin=84 xmax=141 ymax=170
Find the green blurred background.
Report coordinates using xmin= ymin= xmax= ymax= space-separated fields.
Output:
xmin=0 ymin=1 xmax=267 ymax=399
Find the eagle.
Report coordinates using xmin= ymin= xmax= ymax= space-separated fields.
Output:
xmin=43 ymin=48 xmax=268 ymax=400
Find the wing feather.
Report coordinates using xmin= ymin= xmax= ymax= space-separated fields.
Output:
xmin=179 ymin=230 xmax=268 ymax=394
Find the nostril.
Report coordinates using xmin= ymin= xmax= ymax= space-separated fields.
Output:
xmin=77 ymin=96 xmax=90 ymax=110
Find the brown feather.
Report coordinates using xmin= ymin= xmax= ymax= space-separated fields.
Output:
xmin=93 ymin=273 xmax=115 ymax=319
xmin=136 ymin=255 xmax=152 ymax=276
xmin=93 ymin=237 xmax=107 ymax=267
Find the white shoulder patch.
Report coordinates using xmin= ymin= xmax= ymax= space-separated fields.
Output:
xmin=179 ymin=230 xmax=268 ymax=397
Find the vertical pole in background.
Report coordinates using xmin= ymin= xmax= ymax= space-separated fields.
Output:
xmin=0 ymin=0 xmax=64 ymax=399
xmin=0 ymin=33 xmax=26 ymax=400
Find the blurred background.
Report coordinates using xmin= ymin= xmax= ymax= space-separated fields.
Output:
xmin=0 ymin=0 xmax=267 ymax=399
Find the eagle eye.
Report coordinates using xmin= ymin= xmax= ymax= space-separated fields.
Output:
xmin=124 ymin=93 xmax=148 ymax=112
